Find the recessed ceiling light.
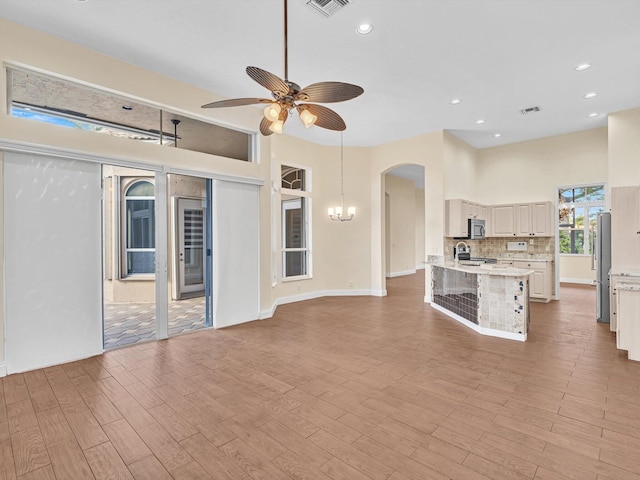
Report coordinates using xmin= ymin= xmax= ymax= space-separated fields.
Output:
xmin=575 ymin=63 xmax=591 ymax=71
xmin=494 ymin=133 xmax=501 ymax=138
xmin=356 ymin=24 xmax=373 ymax=35
xmin=476 ymin=119 xmax=485 ymax=124
xmin=584 ymin=92 xmax=598 ymax=99
xmin=587 ymin=112 xmax=599 ymax=118
xmin=450 ymin=99 xmax=461 ymax=105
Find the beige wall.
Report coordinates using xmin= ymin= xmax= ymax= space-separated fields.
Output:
xmin=443 ymin=132 xmax=479 ymax=199
xmin=608 ymin=107 xmax=640 ymax=188
xmin=385 ymin=174 xmax=416 ymax=275
xmin=415 ymin=188 xmax=426 ymax=268
xmin=559 ymin=256 xmax=596 ymax=284
xmin=369 ymin=131 xmax=445 ymax=297
xmin=476 ymin=128 xmax=608 ymax=205
xmin=0 ymin=151 xmax=3 ymax=368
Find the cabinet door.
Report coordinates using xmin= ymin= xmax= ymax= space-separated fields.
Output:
xmin=478 ymin=205 xmax=491 ymax=234
xmin=531 ymin=202 xmax=552 ymax=236
xmin=515 ymin=204 xmax=532 ymax=236
xmin=611 ymin=187 xmax=640 ymax=270
xmin=491 ymin=205 xmax=516 ymax=236
xmin=514 ymin=260 xmax=550 ymax=300
xmin=530 ymin=270 xmax=546 ymax=297
xmin=445 ymin=199 xmax=465 ymax=237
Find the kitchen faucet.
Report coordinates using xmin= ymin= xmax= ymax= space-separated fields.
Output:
xmin=454 ymin=241 xmax=469 ymax=262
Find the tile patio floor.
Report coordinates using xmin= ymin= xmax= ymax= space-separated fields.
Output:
xmin=103 ymin=296 xmax=207 ymax=348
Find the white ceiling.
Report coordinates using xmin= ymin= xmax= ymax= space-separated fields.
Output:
xmin=2 ymin=0 xmax=640 ymax=148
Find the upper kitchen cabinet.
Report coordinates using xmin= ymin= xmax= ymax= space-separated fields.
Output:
xmin=611 ymin=186 xmax=640 ymax=270
xmin=491 ymin=204 xmax=517 ymax=236
xmin=516 ymin=202 xmax=553 ymax=236
xmin=491 ymin=201 xmax=553 ymax=237
xmin=445 ymin=199 xmax=489 ymax=237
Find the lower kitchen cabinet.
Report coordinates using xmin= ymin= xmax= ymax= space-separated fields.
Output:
xmin=616 ymin=285 xmax=640 ymax=361
xmin=610 ymin=274 xmax=640 ymax=332
xmin=513 ymin=260 xmax=552 ymax=302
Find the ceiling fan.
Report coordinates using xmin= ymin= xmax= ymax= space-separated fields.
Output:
xmin=201 ymin=0 xmax=364 ymax=136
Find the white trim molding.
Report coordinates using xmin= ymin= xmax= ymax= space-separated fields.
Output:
xmin=259 ymin=289 xmax=380 ymax=319
xmin=0 ymin=363 xmax=6 ymax=377
xmin=431 ymin=303 xmax=527 ymax=342
xmin=386 ymin=269 xmax=417 ymax=278
xmin=560 ymin=278 xmax=596 ymax=285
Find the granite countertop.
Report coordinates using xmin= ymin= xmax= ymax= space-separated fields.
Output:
xmin=610 ymin=270 xmax=640 ymax=277
xmin=496 ymin=255 xmax=554 ymax=262
xmin=433 ymin=261 xmax=534 ymax=277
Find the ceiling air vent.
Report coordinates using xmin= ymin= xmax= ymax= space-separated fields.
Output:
xmin=520 ymin=106 xmax=541 ymax=115
xmin=306 ymin=0 xmax=350 ymax=17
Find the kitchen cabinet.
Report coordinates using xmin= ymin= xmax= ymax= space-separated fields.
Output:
xmin=513 ymin=260 xmax=552 ymax=302
xmin=610 ymin=274 xmax=640 ymax=332
xmin=491 ymin=204 xmax=517 ymax=236
xmin=611 ymin=186 xmax=640 ymax=270
xmin=445 ymin=199 xmax=489 ymax=237
xmin=516 ymin=202 xmax=553 ymax=236
xmin=615 ymin=285 xmax=640 ymax=361
xmin=492 ymin=202 xmax=552 ymax=237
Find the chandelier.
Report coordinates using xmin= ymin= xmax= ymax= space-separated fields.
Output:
xmin=328 ymin=132 xmax=356 ymax=221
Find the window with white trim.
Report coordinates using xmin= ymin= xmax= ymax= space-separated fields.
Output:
xmin=558 ymin=184 xmax=605 ymax=255
xmin=123 ymin=180 xmax=155 ymax=276
xmin=281 ymin=165 xmax=311 ymax=278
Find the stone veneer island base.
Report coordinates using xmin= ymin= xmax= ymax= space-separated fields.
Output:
xmin=431 ymin=263 xmax=533 ymax=341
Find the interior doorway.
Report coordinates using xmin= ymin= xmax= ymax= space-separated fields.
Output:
xmin=383 ymin=165 xmax=426 ymax=294
xmin=167 ymin=173 xmax=212 ymax=336
xmin=173 ymin=197 xmax=205 ymax=299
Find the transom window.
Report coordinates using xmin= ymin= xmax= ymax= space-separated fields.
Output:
xmin=7 ymin=66 xmax=254 ymax=161
xmin=558 ymin=184 xmax=605 ymax=255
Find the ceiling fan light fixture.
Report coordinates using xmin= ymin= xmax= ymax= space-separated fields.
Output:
xmin=269 ymin=119 xmax=285 ymax=134
xmin=263 ymin=103 xmax=281 ymax=121
xmin=299 ymin=108 xmax=318 ymax=128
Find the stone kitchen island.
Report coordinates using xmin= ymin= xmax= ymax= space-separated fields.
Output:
xmin=431 ymin=262 xmax=534 ymax=341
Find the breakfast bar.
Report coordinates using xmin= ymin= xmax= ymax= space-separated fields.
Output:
xmin=431 ymin=262 xmax=534 ymax=341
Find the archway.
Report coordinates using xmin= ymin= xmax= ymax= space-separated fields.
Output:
xmin=378 ymin=163 xmax=426 ymax=297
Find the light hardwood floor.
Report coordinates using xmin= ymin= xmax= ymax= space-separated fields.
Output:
xmin=2 ymin=274 xmax=640 ymax=480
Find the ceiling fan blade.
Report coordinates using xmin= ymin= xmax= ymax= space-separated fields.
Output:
xmin=301 ymin=104 xmax=346 ymax=131
xmin=296 ymin=82 xmax=364 ymax=103
xmin=259 ymin=117 xmax=274 ymax=136
xmin=246 ymin=67 xmax=289 ymax=96
xmin=201 ymin=97 xmax=272 ymax=108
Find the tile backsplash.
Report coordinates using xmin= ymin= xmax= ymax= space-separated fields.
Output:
xmin=445 ymin=236 xmax=554 ymax=260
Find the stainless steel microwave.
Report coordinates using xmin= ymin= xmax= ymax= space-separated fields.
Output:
xmin=468 ymin=218 xmax=486 ymax=239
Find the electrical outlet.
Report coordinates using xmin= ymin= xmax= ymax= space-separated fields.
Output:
xmin=349 ymin=280 xmax=354 ymax=288
xmin=529 ymin=239 xmax=534 ymax=245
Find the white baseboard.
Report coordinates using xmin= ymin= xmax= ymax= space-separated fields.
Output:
xmin=431 ymin=303 xmax=527 ymax=342
xmin=386 ymin=269 xmax=417 ymax=278
xmin=560 ymin=277 xmax=596 ymax=285
xmin=416 ymin=264 xmax=425 ymax=271
xmin=0 ymin=363 xmax=6 ymax=377
xmin=259 ymin=289 xmax=381 ymax=320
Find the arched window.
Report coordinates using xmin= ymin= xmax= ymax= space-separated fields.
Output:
xmin=124 ymin=180 xmax=155 ymax=276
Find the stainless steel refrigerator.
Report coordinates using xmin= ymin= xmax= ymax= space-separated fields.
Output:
xmin=595 ymin=212 xmax=611 ymax=323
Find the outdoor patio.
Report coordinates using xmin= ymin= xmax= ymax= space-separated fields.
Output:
xmin=103 ymin=296 xmax=207 ymax=348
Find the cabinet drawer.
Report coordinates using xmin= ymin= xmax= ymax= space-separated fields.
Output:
xmin=513 ymin=260 xmax=547 ymax=270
